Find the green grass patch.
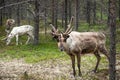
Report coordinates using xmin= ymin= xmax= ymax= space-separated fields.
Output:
xmin=0 ymin=41 xmax=68 ymax=63
xmin=0 ymin=33 xmax=69 ymax=63
xmin=0 ymin=22 xmax=120 ymax=63
xmin=78 ymin=21 xmax=107 ymax=32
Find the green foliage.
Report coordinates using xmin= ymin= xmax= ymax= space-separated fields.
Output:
xmin=0 ymin=33 xmax=68 ymax=63
xmin=78 ymin=21 xmax=107 ymax=32
xmin=96 ymin=12 xmax=108 ymax=20
xmin=0 ymin=23 xmax=119 ymax=80
xmin=0 ymin=22 xmax=120 ymax=63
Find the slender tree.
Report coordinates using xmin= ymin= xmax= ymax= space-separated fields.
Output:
xmin=68 ymin=0 xmax=71 ymax=22
xmin=75 ymin=0 xmax=79 ymax=31
xmin=16 ymin=0 xmax=20 ymax=26
xmin=54 ymin=0 xmax=58 ymax=29
xmin=118 ymin=0 xmax=120 ymax=21
xmin=0 ymin=10 xmax=2 ymax=26
xmin=0 ymin=1 xmax=3 ymax=26
xmin=108 ymin=0 xmax=116 ymax=80
xmin=44 ymin=0 xmax=47 ymax=35
xmin=51 ymin=0 xmax=58 ymax=29
xmin=64 ymin=0 xmax=68 ymax=30
xmin=101 ymin=0 xmax=103 ymax=20
xmin=0 ymin=0 xmax=5 ymax=26
xmin=86 ymin=0 xmax=91 ymax=25
xmin=52 ymin=0 xmax=55 ymax=26
xmin=34 ymin=0 xmax=40 ymax=45
xmin=93 ymin=0 xmax=96 ymax=24
xmin=61 ymin=1 xmax=64 ymax=28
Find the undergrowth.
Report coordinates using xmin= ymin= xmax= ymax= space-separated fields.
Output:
xmin=0 ymin=22 xmax=120 ymax=63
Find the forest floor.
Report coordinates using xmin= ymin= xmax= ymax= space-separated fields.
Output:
xmin=0 ymin=54 xmax=120 ymax=80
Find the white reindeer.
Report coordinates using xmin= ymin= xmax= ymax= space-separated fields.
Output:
xmin=6 ymin=25 xmax=34 ymax=45
xmin=50 ymin=17 xmax=110 ymax=77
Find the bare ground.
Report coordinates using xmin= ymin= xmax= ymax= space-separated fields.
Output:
xmin=0 ymin=55 xmax=120 ymax=80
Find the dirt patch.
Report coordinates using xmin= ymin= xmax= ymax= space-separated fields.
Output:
xmin=0 ymin=55 xmax=120 ymax=80
xmin=0 ymin=59 xmax=74 ymax=80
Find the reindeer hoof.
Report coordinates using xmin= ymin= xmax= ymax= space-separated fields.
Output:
xmin=78 ymin=73 xmax=82 ymax=77
xmin=92 ymin=69 xmax=97 ymax=73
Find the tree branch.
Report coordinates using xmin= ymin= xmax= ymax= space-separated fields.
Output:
xmin=0 ymin=0 xmax=34 ymax=10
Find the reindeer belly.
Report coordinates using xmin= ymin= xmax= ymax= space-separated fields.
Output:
xmin=81 ymin=39 xmax=97 ymax=54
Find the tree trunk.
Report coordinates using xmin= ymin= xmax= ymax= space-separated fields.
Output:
xmin=101 ymin=0 xmax=103 ymax=20
xmin=44 ymin=0 xmax=47 ymax=35
xmin=27 ymin=4 xmax=31 ymax=25
xmin=52 ymin=0 xmax=55 ymax=25
xmin=34 ymin=0 xmax=40 ymax=45
xmin=119 ymin=0 xmax=120 ymax=21
xmin=68 ymin=0 xmax=71 ymax=22
xmin=16 ymin=0 xmax=20 ymax=26
xmin=109 ymin=0 xmax=116 ymax=80
xmin=0 ymin=10 xmax=3 ymax=26
xmin=75 ymin=0 xmax=79 ymax=31
xmin=8 ymin=7 xmax=12 ymax=18
xmin=93 ymin=0 xmax=96 ymax=24
xmin=54 ymin=0 xmax=58 ymax=29
xmin=2 ymin=0 xmax=5 ymax=23
xmin=86 ymin=0 xmax=91 ymax=26
xmin=0 ymin=0 xmax=5 ymax=26
xmin=64 ymin=0 xmax=68 ymax=30
xmin=61 ymin=1 xmax=64 ymax=28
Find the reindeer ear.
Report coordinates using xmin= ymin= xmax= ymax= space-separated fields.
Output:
xmin=50 ymin=31 xmax=58 ymax=39
xmin=53 ymin=35 xmax=58 ymax=39
xmin=64 ymin=34 xmax=69 ymax=39
xmin=66 ymin=35 xmax=69 ymax=38
xmin=52 ymin=35 xmax=59 ymax=42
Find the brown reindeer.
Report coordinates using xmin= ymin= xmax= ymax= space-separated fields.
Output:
xmin=50 ymin=17 xmax=110 ymax=77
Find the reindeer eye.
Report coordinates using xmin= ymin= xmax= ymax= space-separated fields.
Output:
xmin=63 ymin=35 xmax=69 ymax=42
xmin=53 ymin=35 xmax=58 ymax=39
xmin=53 ymin=36 xmax=59 ymax=42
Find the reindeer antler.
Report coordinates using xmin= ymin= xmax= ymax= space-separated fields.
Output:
xmin=50 ymin=24 xmax=56 ymax=32
xmin=64 ymin=16 xmax=74 ymax=34
xmin=50 ymin=24 xmax=59 ymax=36
xmin=50 ymin=16 xmax=74 ymax=37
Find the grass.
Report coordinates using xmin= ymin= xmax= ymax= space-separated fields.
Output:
xmin=0 ymin=22 xmax=120 ymax=63
xmin=78 ymin=21 xmax=107 ymax=32
xmin=1 ymin=22 xmax=120 ymax=80
xmin=0 ymin=32 xmax=69 ymax=63
xmin=0 ymin=41 xmax=68 ymax=63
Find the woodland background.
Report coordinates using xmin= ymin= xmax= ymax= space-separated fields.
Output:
xmin=0 ymin=0 xmax=119 ymax=80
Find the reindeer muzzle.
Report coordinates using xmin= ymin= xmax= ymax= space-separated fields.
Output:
xmin=60 ymin=46 xmax=64 ymax=51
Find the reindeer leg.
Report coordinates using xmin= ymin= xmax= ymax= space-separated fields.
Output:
xmin=93 ymin=51 xmax=101 ymax=73
xmin=99 ymin=45 xmax=110 ymax=62
xmin=26 ymin=36 xmax=30 ymax=44
xmin=27 ymin=32 xmax=34 ymax=44
xmin=70 ymin=54 xmax=76 ymax=77
xmin=1 ymin=37 xmax=7 ymax=41
xmin=76 ymin=53 xmax=82 ymax=76
xmin=2 ymin=31 xmax=9 ymax=41
xmin=16 ymin=35 xmax=19 ymax=45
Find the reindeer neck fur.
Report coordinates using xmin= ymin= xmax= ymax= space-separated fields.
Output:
xmin=61 ymin=31 xmax=81 ymax=54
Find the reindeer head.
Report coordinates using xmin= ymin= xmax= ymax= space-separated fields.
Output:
xmin=6 ymin=19 xmax=15 ymax=26
xmin=6 ymin=19 xmax=15 ymax=30
xmin=50 ymin=16 xmax=74 ymax=51
xmin=6 ymin=33 xmax=14 ymax=45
